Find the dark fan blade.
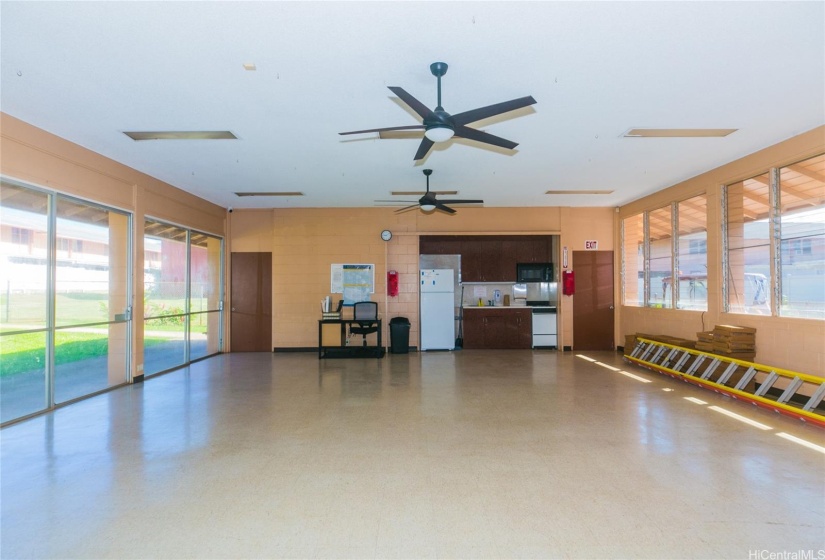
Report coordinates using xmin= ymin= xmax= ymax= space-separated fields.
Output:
xmin=438 ymin=199 xmax=484 ymax=205
xmin=394 ymin=204 xmax=421 ymax=214
xmin=453 ymin=125 xmax=518 ymax=150
xmin=452 ymin=96 xmax=537 ymax=126
xmin=413 ymin=137 xmax=435 ymax=161
xmin=340 ymin=125 xmax=425 ymax=136
xmin=434 ymin=202 xmax=457 ymax=214
xmin=387 ymin=87 xmax=433 ymax=120
xmin=375 ymin=200 xmax=418 ymax=203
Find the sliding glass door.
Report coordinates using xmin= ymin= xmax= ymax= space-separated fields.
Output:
xmin=143 ymin=219 xmax=223 ymax=376
xmin=0 ymin=179 xmax=132 ymax=424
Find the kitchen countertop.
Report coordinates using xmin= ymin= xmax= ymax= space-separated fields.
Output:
xmin=463 ymin=305 xmax=556 ymax=310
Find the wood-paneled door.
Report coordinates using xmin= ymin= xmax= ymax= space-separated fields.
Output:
xmin=572 ymin=251 xmax=614 ymax=350
xmin=230 ymin=252 xmax=272 ymax=352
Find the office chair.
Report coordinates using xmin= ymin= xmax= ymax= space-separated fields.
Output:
xmin=350 ymin=301 xmax=378 ymax=347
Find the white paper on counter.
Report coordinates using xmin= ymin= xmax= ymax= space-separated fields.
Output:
xmin=473 ymin=285 xmax=486 ymax=298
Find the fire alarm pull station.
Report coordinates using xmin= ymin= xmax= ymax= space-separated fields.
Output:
xmin=387 ymin=270 xmax=399 ymax=297
xmin=562 ymin=270 xmax=575 ymax=296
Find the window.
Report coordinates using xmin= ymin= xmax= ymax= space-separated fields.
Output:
xmin=143 ymin=219 xmax=224 ymax=375
xmin=647 ymin=205 xmax=673 ymax=308
xmin=1 ymin=179 xmax=132 ymax=423
xmin=778 ymin=154 xmax=825 ymax=319
xmin=725 ymin=172 xmax=772 ymax=315
xmin=676 ymin=195 xmax=708 ymax=311
xmin=622 ymin=214 xmax=644 ymax=306
xmin=11 ymin=227 xmax=30 ymax=245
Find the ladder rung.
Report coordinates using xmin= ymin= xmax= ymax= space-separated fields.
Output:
xmin=777 ymin=377 xmax=804 ymax=405
xmin=754 ymin=371 xmax=780 ymax=397
xmin=700 ymin=358 xmax=721 ymax=380
xmin=685 ymin=355 xmax=707 ymax=376
xmin=734 ymin=367 xmax=758 ymax=391
xmin=716 ymin=362 xmax=739 ymax=386
xmin=803 ymin=383 xmax=825 ymax=412
xmin=649 ymin=346 xmax=667 ymax=364
xmin=639 ymin=343 xmax=656 ymax=361
xmin=672 ymin=351 xmax=692 ymax=372
xmin=661 ymin=348 xmax=679 ymax=368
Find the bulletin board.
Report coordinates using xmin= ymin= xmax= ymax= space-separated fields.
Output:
xmin=331 ymin=264 xmax=375 ymax=305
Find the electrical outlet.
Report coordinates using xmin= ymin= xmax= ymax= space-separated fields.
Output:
xmin=137 ymin=364 xmax=144 ymax=372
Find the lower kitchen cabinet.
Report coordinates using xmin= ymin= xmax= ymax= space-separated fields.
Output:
xmin=462 ymin=308 xmax=532 ymax=349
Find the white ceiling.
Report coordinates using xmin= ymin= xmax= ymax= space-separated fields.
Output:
xmin=1 ymin=1 xmax=823 ymax=210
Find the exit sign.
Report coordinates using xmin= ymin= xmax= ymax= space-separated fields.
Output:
xmin=585 ymin=240 xmax=599 ymax=250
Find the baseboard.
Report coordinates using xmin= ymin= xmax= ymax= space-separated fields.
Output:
xmin=133 ymin=374 xmax=144 ymax=383
xmin=563 ymin=346 xmax=572 ymax=351
xmin=273 ymin=347 xmax=317 ymax=353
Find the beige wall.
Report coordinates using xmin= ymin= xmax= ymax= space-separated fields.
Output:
xmin=616 ymin=125 xmax=825 ymax=375
xmin=229 ymin=206 xmax=614 ymax=350
xmin=1 ymin=113 xmax=226 ymax=377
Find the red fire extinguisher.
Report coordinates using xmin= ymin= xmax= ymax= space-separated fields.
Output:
xmin=562 ymin=270 xmax=575 ymax=296
xmin=387 ymin=270 xmax=399 ymax=297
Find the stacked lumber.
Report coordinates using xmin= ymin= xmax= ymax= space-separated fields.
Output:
xmin=712 ymin=324 xmax=756 ymax=361
xmin=696 ymin=331 xmax=715 ymax=352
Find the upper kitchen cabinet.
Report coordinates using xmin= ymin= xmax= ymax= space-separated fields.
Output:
xmin=461 ymin=237 xmax=503 ymax=282
xmin=419 ymin=236 xmax=462 ymax=256
xmin=420 ymin=235 xmax=554 ymax=283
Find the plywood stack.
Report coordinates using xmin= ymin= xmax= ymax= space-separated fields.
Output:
xmin=712 ymin=324 xmax=756 ymax=361
xmin=696 ymin=331 xmax=715 ymax=352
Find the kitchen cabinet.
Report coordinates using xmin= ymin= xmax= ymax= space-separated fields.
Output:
xmin=420 ymin=235 xmax=553 ymax=283
xmin=419 ymin=236 xmax=462 ymax=256
xmin=462 ymin=308 xmax=531 ymax=349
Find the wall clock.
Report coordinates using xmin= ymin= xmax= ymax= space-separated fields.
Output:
xmin=380 ymin=229 xmax=392 ymax=241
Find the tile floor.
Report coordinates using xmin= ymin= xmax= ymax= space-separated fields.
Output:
xmin=1 ymin=350 xmax=823 ymax=559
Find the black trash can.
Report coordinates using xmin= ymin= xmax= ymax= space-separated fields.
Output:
xmin=389 ymin=317 xmax=411 ymax=354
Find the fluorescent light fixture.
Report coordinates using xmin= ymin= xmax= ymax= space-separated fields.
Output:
xmin=776 ymin=432 xmax=825 ymax=454
xmin=420 ymin=203 xmax=436 ymax=212
xmin=391 ymin=191 xmax=458 ymax=196
xmin=243 ymin=63 xmax=257 ymax=71
xmin=596 ymin=363 xmax=621 ymax=371
xmin=617 ymin=370 xmax=653 ymax=383
xmin=708 ymin=406 xmax=772 ymax=430
xmin=545 ymin=190 xmax=614 ymax=195
xmin=623 ymin=128 xmax=737 ymax=138
xmin=424 ymin=126 xmax=454 ymax=143
xmin=124 ymin=131 xmax=237 ymax=141
xmin=576 ymin=354 xmax=598 ymax=362
xmin=234 ymin=192 xmax=303 ymax=197
xmin=684 ymin=397 xmax=708 ymax=405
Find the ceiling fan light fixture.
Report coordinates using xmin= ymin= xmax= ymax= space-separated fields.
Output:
xmin=419 ymin=203 xmax=437 ymax=212
xmin=424 ymin=126 xmax=454 ymax=143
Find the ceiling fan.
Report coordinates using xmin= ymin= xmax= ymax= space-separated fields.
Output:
xmin=340 ymin=62 xmax=536 ymax=161
xmin=376 ymin=169 xmax=483 ymax=214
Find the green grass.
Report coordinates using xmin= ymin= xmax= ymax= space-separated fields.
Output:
xmin=0 ymin=331 xmax=169 ymax=377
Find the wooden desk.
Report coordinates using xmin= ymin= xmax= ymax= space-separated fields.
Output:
xmin=318 ymin=319 xmax=383 ymax=359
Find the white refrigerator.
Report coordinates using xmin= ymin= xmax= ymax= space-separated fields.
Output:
xmin=420 ymin=269 xmax=455 ymax=351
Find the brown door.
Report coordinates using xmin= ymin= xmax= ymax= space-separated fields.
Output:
xmin=230 ymin=252 xmax=272 ymax=352
xmin=572 ymin=251 xmax=614 ymax=350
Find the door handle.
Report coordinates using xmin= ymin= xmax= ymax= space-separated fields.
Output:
xmin=609 ymin=305 xmax=614 ymax=310
xmin=231 ymin=307 xmax=236 ymax=312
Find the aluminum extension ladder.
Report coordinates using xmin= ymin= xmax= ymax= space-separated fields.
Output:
xmin=625 ymin=337 xmax=825 ymax=428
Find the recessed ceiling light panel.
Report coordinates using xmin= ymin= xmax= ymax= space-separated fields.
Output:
xmin=123 ymin=131 xmax=237 ymax=141
xmin=623 ymin=128 xmax=737 ymax=138
xmin=234 ymin=192 xmax=304 ymax=197
xmin=391 ymin=191 xmax=458 ymax=196
xmin=242 ymin=63 xmax=257 ymax=71
xmin=545 ymin=190 xmax=614 ymax=195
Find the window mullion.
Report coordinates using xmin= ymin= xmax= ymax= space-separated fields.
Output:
xmin=770 ymin=167 xmax=781 ymax=316
xmin=643 ymin=212 xmax=650 ymax=307
xmin=672 ymin=202 xmax=679 ymax=310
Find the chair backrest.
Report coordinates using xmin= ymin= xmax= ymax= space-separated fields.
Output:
xmin=353 ymin=301 xmax=377 ymax=321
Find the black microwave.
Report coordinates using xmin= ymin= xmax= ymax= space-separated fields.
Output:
xmin=516 ymin=263 xmax=553 ymax=283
